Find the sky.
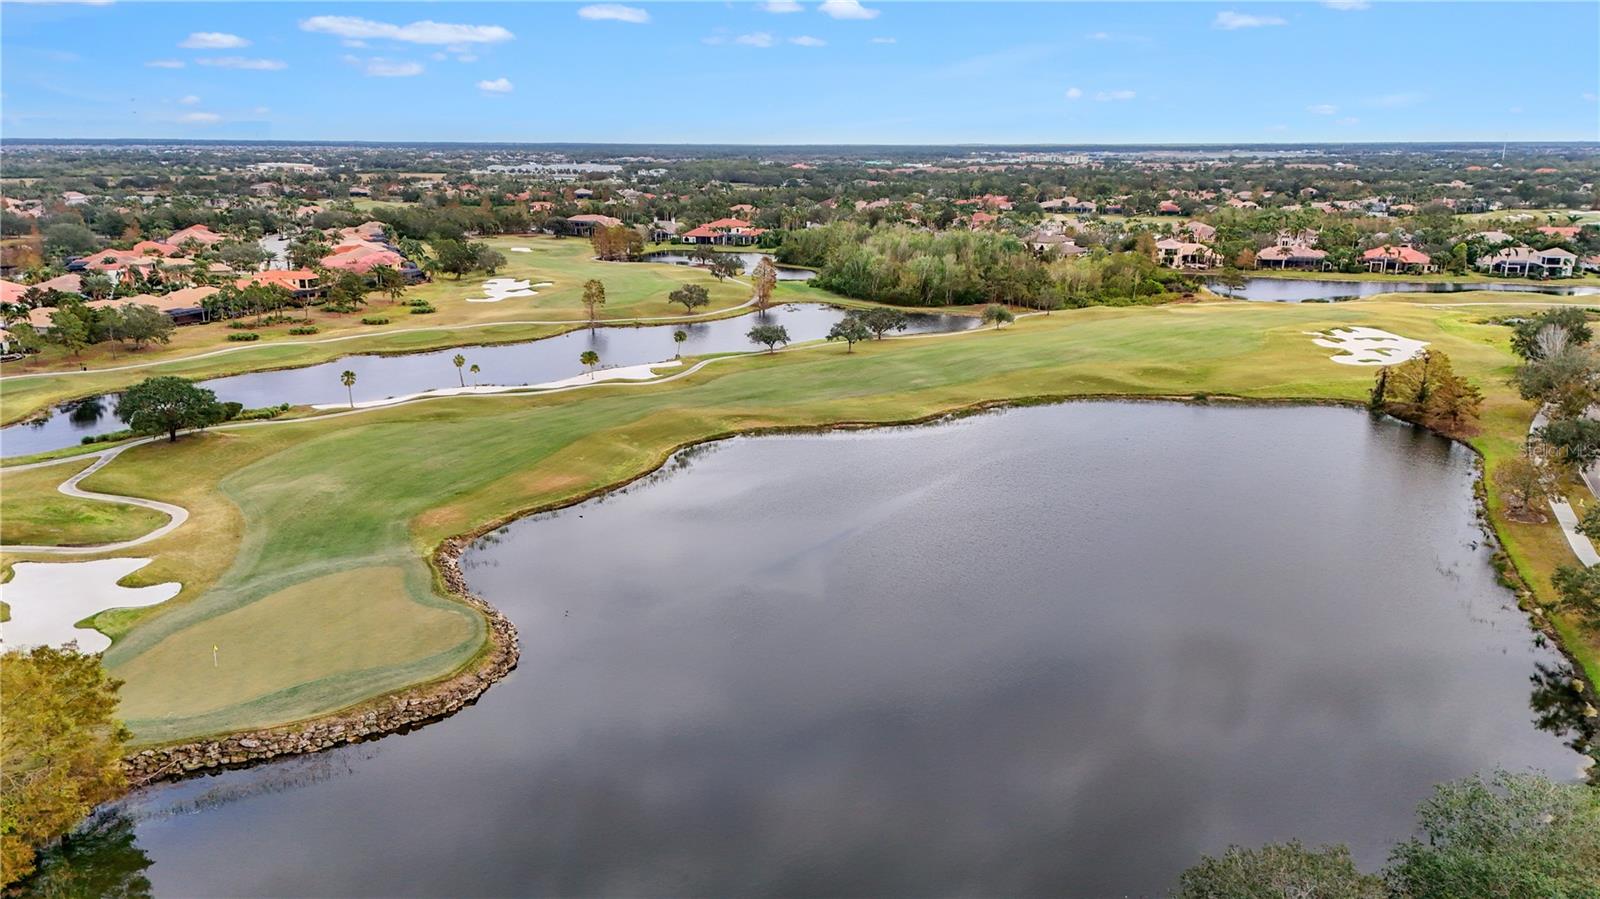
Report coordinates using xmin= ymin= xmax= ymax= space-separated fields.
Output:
xmin=2 ymin=1 xmax=1597 ymax=145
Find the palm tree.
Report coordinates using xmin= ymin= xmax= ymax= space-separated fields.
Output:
xmin=580 ymin=349 xmax=600 ymax=378
xmin=453 ymin=353 xmax=466 ymax=387
xmin=469 ymin=363 xmax=481 ymax=386
xmin=340 ymin=370 xmax=357 ymax=408
xmin=673 ymin=329 xmax=688 ymax=358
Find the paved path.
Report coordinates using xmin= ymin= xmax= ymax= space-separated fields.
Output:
xmin=1 ymin=438 xmax=187 ymax=555
xmin=1529 ymin=407 xmax=1600 ymax=567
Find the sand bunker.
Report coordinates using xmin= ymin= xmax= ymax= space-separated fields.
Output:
xmin=532 ymin=282 xmax=554 ymax=288
xmin=1 ymin=558 xmax=180 ymax=652
xmin=1307 ymin=326 xmax=1429 ymax=366
xmin=466 ymin=278 xmax=538 ymax=303
xmin=510 ymin=247 xmax=532 ymax=253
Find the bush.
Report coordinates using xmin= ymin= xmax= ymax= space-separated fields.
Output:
xmin=234 ymin=403 xmax=290 ymax=421
xmin=409 ymin=304 xmax=436 ymax=314
xmin=80 ymin=429 xmax=135 ymax=445
xmin=220 ymin=401 xmax=244 ymax=421
xmin=226 ymin=332 xmax=260 ymax=342
xmin=226 ymin=320 xmax=253 ymax=330
xmin=287 ymin=325 xmax=319 ymax=335
xmin=360 ymin=316 xmax=390 ymax=325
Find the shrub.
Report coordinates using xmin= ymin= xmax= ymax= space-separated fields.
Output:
xmin=360 ymin=316 xmax=390 ymax=325
xmin=226 ymin=332 xmax=260 ymax=342
xmin=80 ymin=429 xmax=136 ymax=445
xmin=409 ymin=304 xmax=436 ymax=314
xmin=287 ymin=325 xmax=319 ymax=335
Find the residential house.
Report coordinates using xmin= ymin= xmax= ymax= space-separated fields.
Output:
xmin=1028 ymin=232 xmax=1086 ymax=257
xmin=681 ymin=218 xmax=766 ymax=246
xmin=565 ymin=213 xmax=623 ymax=236
xmin=1182 ymin=221 xmax=1216 ymax=243
xmin=1362 ymin=245 xmax=1435 ymax=274
xmin=650 ymin=219 xmax=680 ymax=243
xmin=1537 ymin=225 xmax=1581 ymax=240
xmin=61 ymin=191 xmax=90 ymax=206
xmin=1154 ymin=238 xmax=1219 ymax=270
xmin=1256 ymin=243 xmax=1329 ymax=270
xmin=165 ymin=224 xmax=225 ymax=248
xmin=236 ymin=269 xmax=323 ymax=299
xmin=1157 ymin=200 xmax=1182 ymax=215
xmin=1477 ymin=245 xmax=1577 ymax=278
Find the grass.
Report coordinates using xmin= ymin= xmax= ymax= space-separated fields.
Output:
xmin=0 ymin=458 xmax=167 ymax=546
xmin=2 ymin=296 xmax=1596 ymax=744
xmin=0 ymin=236 xmax=755 ymax=430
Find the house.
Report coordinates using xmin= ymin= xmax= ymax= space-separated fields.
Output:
xmin=680 ymin=218 xmax=766 ymax=246
xmin=0 ymin=279 xmax=28 ymax=304
xmin=164 ymin=224 xmax=225 ymax=248
xmin=1477 ymin=245 xmax=1577 ymax=278
xmin=1469 ymin=230 xmax=1516 ymax=246
xmin=1157 ymin=200 xmax=1182 ymax=215
xmin=573 ymin=188 xmax=594 ymax=200
xmin=61 ymin=191 xmax=90 ymax=206
xmin=348 ymin=186 xmax=372 ymax=198
xmin=1028 ymin=233 xmax=1086 ymax=257
xmin=1583 ymin=254 xmax=1600 ymax=274
xmin=321 ymin=242 xmax=407 ymax=275
xmin=36 ymin=273 xmax=82 ymax=295
xmin=650 ymin=219 xmax=680 ymax=243
xmin=236 ymin=269 xmax=322 ymax=299
xmin=969 ymin=211 xmax=997 ymax=229
xmin=1182 ymin=221 xmax=1216 ymax=243
xmin=1256 ymin=243 xmax=1329 ymax=270
xmin=1537 ymin=225 xmax=1581 ymax=240
xmin=1154 ymin=238 xmax=1219 ymax=270
xmin=131 ymin=285 xmax=218 ymax=324
xmin=1065 ymin=200 xmax=1097 ymax=214
xmin=1362 ymin=245 xmax=1435 ymax=274
xmin=565 ymin=213 xmax=623 ymax=237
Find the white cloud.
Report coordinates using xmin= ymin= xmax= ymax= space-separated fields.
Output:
xmin=1583 ymin=92 xmax=1598 ymax=102
xmin=761 ymin=0 xmax=803 ymax=12
xmin=1065 ymin=86 xmax=1083 ymax=100
xmin=1336 ymin=116 xmax=1359 ymax=125
xmin=789 ymin=35 xmax=825 ymax=46
xmin=736 ymin=32 xmax=774 ymax=47
xmin=145 ymin=59 xmax=185 ymax=68
xmin=477 ymin=77 xmax=514 ymax=93
xmin=360 ymin=58 xmax=424 ymax=77
xmin=1214 ymin=11 xmax=1287 ymax=29
xmin=1095 ymin=89 xmax=1136 ymax=101
xmin=870 ymin=36 xmax=896 ymax=43
xmin=179 ymin=31 xmax=249 ymax=49
xmin=819 ymin=0 xmax=878 ymax=20
xmin=342 ymin=39 xmax=368 ymax=48
xmin=575 ymin=4 xmax=649 ymax=24
xmin=1306 ymin=103 xmax=1337 ymax=115
xmin=178 ymin=111 xmax=221 ymax=124
xmin=1323 ymin=0 xmax=1370 ymax=9
xmin=195 ymin=57 xmax=286 ymax=70
xmin=178 ymin=94 xmax=200 ymax=105
xmin=300 ymin=15 xmax=515 ymax=44
xmin=1087 ymin=31 xmax=1111 ymax=40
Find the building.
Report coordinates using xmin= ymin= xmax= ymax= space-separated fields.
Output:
xmin=1477 ymin=245 xmax=1577 ymax=278
xmin=565 ymin=213 xmax=623 ymax=237
xmin=165 ymin=224 xmax=226 ymax=248
xmin=236 ymin=269 xmax=322 ymax=299
xmin=680 ymin=218 xmax=766 ymax=246
xmin=1255 ymin=243 xmax=1329 ymax=270
xmin=1361 ymin=245 xmax=1435 ymax=274
xmin=1157 ymin=200 xmax=1182 ymax=215
xmin=1182 ymin=221 xmax=1216 ymax=243
xmin=1154 ymin=238 xmax=1219 ymax=270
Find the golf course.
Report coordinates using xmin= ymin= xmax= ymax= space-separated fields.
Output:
xmin=2 ymin=243 xmax=1597 ymax=753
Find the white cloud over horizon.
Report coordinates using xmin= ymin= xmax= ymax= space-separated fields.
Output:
xmin=576 ymin=5 xmax=649 ymax=24
xmin=789 ymin=35 xmax=825 ymax=46
xmin=195 ymin=57 xmax=285 ymax=70
xmin=1307 ymin=103 xmax=1337 ymax=115
xmin=179 ymin=32 xmax=249 ymax=49
xmin=819 ymin=0 xmax=878 ymax=20
xmin=1096 ymin=89 xmax=1136 ymax=101
xmin=477 ymin=77 xmax=513 ymax=93
xmin=1214 ymin=11 xmax=1287 ymax=29
xmin=761 ymin=0 xmax=803 ymax=12
xmin=300 ymin=15 xmax=514 ymax=44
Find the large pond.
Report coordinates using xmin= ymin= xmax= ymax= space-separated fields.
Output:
xmin=1210 ymin=275 xmax=1600 ymax=302
xmin=641 ymin=251 xmax=816 ymax=280
xmin=0 ymin=304 xmax=972 ymax=457
xmin=25 ymin=403 xmax=1591 ymax=897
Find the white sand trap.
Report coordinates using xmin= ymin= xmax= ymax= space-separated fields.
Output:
xmin=510 ymin=247 xmax=532 ymax=252
xmin=1307 ymin=326 xmax=1429 ymax=366
xmin=466 ymin=277 xmax=538 ymax=303
xmin=310 ymin=360 xmax=684 ymax=410
xmin=1 ymin=558 xmax=180 ymax=652
xmin=532 ymin=282 xmax=554 ymax=288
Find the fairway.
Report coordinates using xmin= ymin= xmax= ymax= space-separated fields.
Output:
xmin=0 ymin=458 xmax=167 ymax=546
xmin=3 ymin=297 xmax=1594 ymax=746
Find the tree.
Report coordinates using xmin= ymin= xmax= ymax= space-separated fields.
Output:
xmin=340 ymin=370 xmax=357 ymax=408
xmin=117 ymin=303 xmax=175 ymax=349
xmin=859 ymin=306 xmax=909 ymax=340
xmin=1511 ymin=342 xmax=1600 ymax=421
xmin=1175 ymin=841 xmax=1384 ymax=899
xmin=1534 ymin=417 xmax=1600 ymax=468
xmin=115 ymin=376 xmax=224 ymax=442
xmin=708 ymin=254 xmax=743 ymax=281
xmin=429 ymin=239 xmax=479 ymax=279
xmin=469 ymin=363 xmax=481 ymax=385
xmin=751 ymin=257 xmax=779 ymax=312
xmin=580 ymin=349 xmax=600 ymax=377
xmin=1510 ymin=307 xmax=1591 ymax=361
xmin=1386 ymin=771 xmax=1600 ymax=898
xmin=982 ymin=303 xmax=1016 ymax=329
xmin=43 ymin=222 xmax=97 ymax=260
xmin=218 ymin=240 xmax=269 ymax=272
xmin=370 ymin=265 xmax=406 ymax=304
xmin=0 ymin=645 xmax=130 ymax=886
xmin=582 ymin=278 xmax=606 ymax=328
xmin=1374 ymin=351 xmax=1482 ymax=437
xmin=668 ymin=284 xmax=709 ymax=315
xmin=79 ymin=272 xmax=114 ymax=301
xmin=1551 ymin=564 xmax=1600 ymax=629
xmin=672 ymin=329 xmax=687 ymax=358
xmin=287 ymin=235 xmax=331 ymax=270
xmin=474 ymin=245 xmax=507 ymax=275
xmin=453 ymin=353 xmax=467 ymax=387
xmin=747 ymin=323 xmax=789 ymax=353
xmin=1491 ymin=453 xmax=1554 ymax=522
xmin=1577 ymin=502 xmax=1600 ymax=543
xmin=49 ymin=306 xmax=91 ymax=357
xmin=827 ymin=314 xmax=872 ymax=352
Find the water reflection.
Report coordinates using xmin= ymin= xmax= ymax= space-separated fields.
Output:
xmin=14 ymin=814 xmax=152 ymax=899
xmin=1211 ymin=276 xmax=1600 ymax=303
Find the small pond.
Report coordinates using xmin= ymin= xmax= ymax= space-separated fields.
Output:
xmin=24 ymin=403 xmax=1591 ymax=897
xmin=0 ymin=304 xmax=972 ymax=457
xmin=1210 ymin=275 xmax=1600 ymax=302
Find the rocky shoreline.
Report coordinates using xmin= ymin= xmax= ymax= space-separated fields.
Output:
xmin=121 ymin=538 xmax=518 ymax=788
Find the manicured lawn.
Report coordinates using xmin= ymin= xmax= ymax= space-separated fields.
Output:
xmin=4 ymin=297 xmax=1595 ymax=745
xmin=0 ymin=458 xmax=167 ymax=546
xmin=0 ymin=236 xmax=753 ymax=429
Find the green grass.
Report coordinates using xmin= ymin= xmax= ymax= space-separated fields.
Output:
xmin=0 ymin=458 xmax=167 ymax=546
xmin=4 ymin=297 xmax=1595 ymax=743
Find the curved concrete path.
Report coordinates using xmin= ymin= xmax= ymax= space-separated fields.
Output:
xmin=1528 ymin=407 xmax=1600 ymax=567
xmin=1 ymin=438 xmax=188 ymax=555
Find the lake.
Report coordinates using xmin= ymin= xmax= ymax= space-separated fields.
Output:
xmin=1210 ymin=275 xmax=1600 ymax=302
xmin=0 ymin=304 xmax=972 ymax=457
xmin=24 ymin=403 xmax=1591 ymax=897
xmin=640 ymin=251 xmax=816 ymax=280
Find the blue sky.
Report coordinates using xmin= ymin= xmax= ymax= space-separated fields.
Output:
xmin=2 ymin=1 xmax=1597 ymax=144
